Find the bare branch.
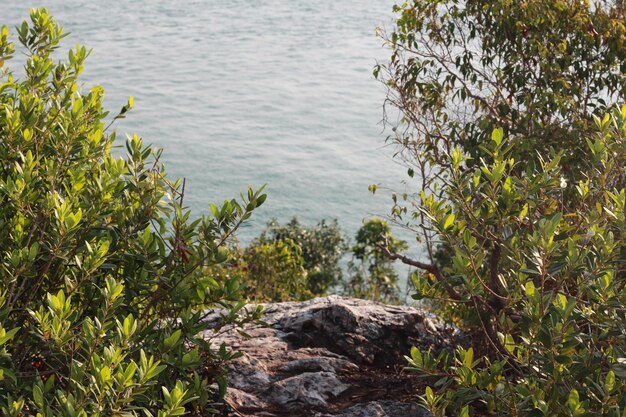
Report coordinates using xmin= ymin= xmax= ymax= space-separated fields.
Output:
xmin=380 ymin=244 xmax=465 ymax=301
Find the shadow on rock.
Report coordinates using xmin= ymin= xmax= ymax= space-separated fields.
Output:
xmin=204 ymin=296 xmax=463 ymax=417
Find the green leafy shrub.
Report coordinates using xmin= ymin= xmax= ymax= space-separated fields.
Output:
xmin=242 ymin=238 xmax=309 ymax=302
xmin=210 ymin=217 xmax=347 ymax=302
xmin=376 ymin=0 xmax=626 ymax=178
xmin=377 ymin=2 xmax=626 ymax=413
xmin=228 ymin=217 xmax=407 ymax=304
xmin=0 ymin=9 xmax=265 ymax=416
xmin=257 ymin=217 xmax=348 ymax=296
xmin=344 ymin=219 xmax=408 ymax=304
xmin=376 ymin=0 xmax=626 ymax=279
xmin=402 ymin=117 xmax=626 ymax=415
xmin=229 ymin=217 xmax=406 ymax=304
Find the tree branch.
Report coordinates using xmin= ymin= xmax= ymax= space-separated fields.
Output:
xmin=380 ymin=245 xmax=465 ymax=301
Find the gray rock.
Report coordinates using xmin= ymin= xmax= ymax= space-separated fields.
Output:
xmin=277 ymin=298 xmax=428 ymax=365
xmin=203 ymin=296 xmax=456 ymax=416
xmin=315 ymin=401 xmax=427 ymax=417
xmin=226 ymin=388 xmax=268 ymax=410
xmin=226 ymin=354 xmax=271 ymax=391
xmin=278 ymin=357 xmax=358 ymax=374
xmin=266 ymin=371 xmax=350 ymax=409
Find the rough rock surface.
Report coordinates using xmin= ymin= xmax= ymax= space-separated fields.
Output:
xmin=204 ymin=296 xmax=461 ymax=417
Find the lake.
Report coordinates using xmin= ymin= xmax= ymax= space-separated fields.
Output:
xmin=1 ymin=1 xmax=412 ymax=250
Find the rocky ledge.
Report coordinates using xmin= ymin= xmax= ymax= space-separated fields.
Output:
xmin=203 ymin=296 xmax=462 ymax=417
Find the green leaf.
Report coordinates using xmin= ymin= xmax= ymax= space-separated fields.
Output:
xmin=122 ymin=314 xmax=136 ymax=339
xmin=491 ymin=127 xmax=504 ymax=145
xmin=0 ymin=327 xmax=19 ymax=345
xmin=425 ymin=386 xmax=434 ymax=403
xmin=163 ymin=329 xmax=182 ymax=350
xmin=463 ymin=347 xmax=474 ymax=369
xmin=606 ymin=370 xmax=616 ymax=392
xmin=122 ymin=361 xmax=137 ymax=387
xmin=33 ymin=384 xmax=44 ymax=408
xmin=182 ymin=348 xmax=201 ymax=368
xmin=568 ymin=389 xmax=579 ymax=411
xmin=145 ymin=363 xmax=167 ymax=381
xmin=491 ymin=161 xmax=505 ymax=183
xmin=100 ymin=366 xmax=111 ymax=383
xmin=443 ymin=214 xmax=455 ymax=231
xmin=452 ymin=147 xmax=463 ymax=169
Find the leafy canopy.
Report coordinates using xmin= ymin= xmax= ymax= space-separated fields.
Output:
xmin=407 ymin=110 xmax=626 ymax=417
xmin=0 ymin=9 xmax=265 ymax=416
xmin=377 ymin=0 xmax=626 ymax=187
xmin=257 ymin=217 xmax=348 ymax=296
xmin=345 ymin=219 xmax=408 ymax=304
xmin=377 ymin=0 xmax=626 ymax=415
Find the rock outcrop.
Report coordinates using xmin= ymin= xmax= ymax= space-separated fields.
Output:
xmin=203 ymin=296 xmax=461 ymax=417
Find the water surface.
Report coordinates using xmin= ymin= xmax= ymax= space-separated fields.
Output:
xmin=1 ymin=1 xmax=410 ymax=246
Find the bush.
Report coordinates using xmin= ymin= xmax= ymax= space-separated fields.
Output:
xmin=0 ymin=9 xmax=265 ymax=416
xmin=232 ymin=217 xmax=407 ymax=304
xmin=209 ymin=217 xmax=346 ymax=303
xmin=403 ymin=116 xmax=626 ymax=415
xmin=242 ymin=238 xmax=309 ymax=302
xmin=344 ymin=219 xmax=407 ymax=304
xmin=377 ymin=2 xmax=626 ymax=413
xmin=257 ymin=217 xmax=348 ymax=296
xmin=376 ymin=0 xmax=626 ymax=177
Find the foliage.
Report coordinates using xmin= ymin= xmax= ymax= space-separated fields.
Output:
xmin=257 ymin=217 xmax=348 ymax=296
xmin=212 ymin=218 xmax=410 ymax=305
xmin=345 ymin=219 xmax=408 ymax=304
xmin=377 ymin=0 xmax=626 ymax=414
xmin=408 ymin=117 xmax=626 ymax=416
xmin=209 ymin=217 xmax=346 ymax=303
xmin=376 ymin=0 xmax=626 ymax=189
xmin=0 ymin=9 xmax=266 ymax=416
xmin=241 ymin=238 xmax=309 ymax=302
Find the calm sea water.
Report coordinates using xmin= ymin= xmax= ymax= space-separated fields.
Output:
xmin=1 ymin=1 xmax=411 ymax=247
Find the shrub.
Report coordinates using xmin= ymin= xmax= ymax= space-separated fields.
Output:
xmin=0 ymin=9 xmax=265 ymax=416
xmin=211 ymin=217 xmax=347 ymax=303
xmin=400 ymin=116 xmax=626 ymax=415
xmin=377 ymin=2 xmax=626 ymax=413
xmin=376 ymin=0 xmax=626 ymax=179
xmin=242 ymin=238 xmax=309 ymax=302
xmin=345 ymin=219 xmax=408 ymax=304
xmin=257 ymin=217 xmax=348 ymax=296
xmin=213 ymin=218 xmax=413 ymax=304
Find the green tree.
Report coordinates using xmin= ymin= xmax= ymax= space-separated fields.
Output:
xmin=0 ymin=9 xmax=265 ymax=416
xmin=376 ymin=0 xmax=626 ymax=187
xmin=345 ymin=219 xmax=408 ymax=304
xmin=243 ymin=238 xmax=309 ymax=302
xmin=258 ymin=217 xmax=348 ymax=296
xmin=403 ymin=115 xmax=626 ymax=416
xmin=376 ymin=0 xmax=626 ymax=414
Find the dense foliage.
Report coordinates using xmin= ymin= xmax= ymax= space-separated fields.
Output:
xmin=211 ymin=217 xmax=409 ymax=304
xmin=241 ymin=237 xmax=309 ymax=303
xmin=0 ymin=10 xmax=265 ymax=416
xmin=234 ymin=217 xmax=409 ymax=303
xmin=345 ymin=219 xmax=408 ymax=304
xmin=257 ymin=217 xmax=348 ymax=296
xmin=377 ymin=0 xmax=626 ymax=415
xmin=408 ymin=114 xmax=626 ymax=417
xmin=207 ymin=218 xmax=343 ymax=303
xmin=377 ymin=0 xmax=626 ymax=190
